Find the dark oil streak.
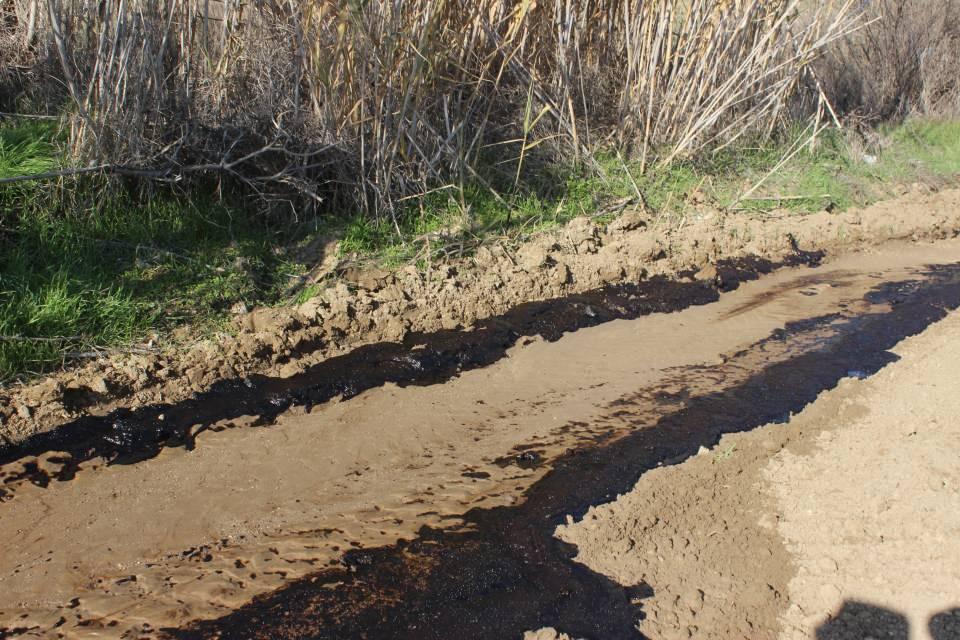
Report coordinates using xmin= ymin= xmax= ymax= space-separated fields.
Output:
xmin=165 ymin=264 xmax=960 ymax=640
xmin=0 ymin=254 xmax=817 ymax=495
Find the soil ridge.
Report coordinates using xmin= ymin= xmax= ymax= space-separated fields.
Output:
xmin=2 ymin=186 xmax=959 ymax=445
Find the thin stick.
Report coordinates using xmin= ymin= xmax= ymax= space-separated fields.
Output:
xmin=0 ymin=335 xmax=82 ymax=343
xmin=0 ymin=112 xmax=61 ymax=120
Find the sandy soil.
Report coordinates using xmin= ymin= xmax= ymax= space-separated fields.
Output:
xmin=3 ymin=185 xmax=960 ymax=443
xmin=557 ymin=305 xmax=960 ymax=639
xmin=3 ymin=240 xmax=960 ymax=638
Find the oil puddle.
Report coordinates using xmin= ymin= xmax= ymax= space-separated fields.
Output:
xmin=0 ymin=254 xmax=816 ymax=501
xmin=165 ymin=263 xmax=960 ymax=640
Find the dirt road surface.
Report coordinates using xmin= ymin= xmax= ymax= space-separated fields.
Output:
xmin=557 ymin=303 xmax=960 ymax=640
xmin=3 ymin=236 xmax=960 ymax=638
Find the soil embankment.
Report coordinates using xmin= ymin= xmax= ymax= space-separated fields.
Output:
xmin=3 ymin=187 xmax=960 ymax=444
xmin=3 ymin=236 xmax=960 ymax=638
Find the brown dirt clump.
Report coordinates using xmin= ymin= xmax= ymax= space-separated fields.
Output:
xmin=3 ymin=184 xmax=960 ymax=445
xmin=556 ymin=309 xmax=960 ymax=640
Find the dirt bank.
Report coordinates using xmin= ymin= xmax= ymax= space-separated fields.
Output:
xmin=556 ymin=306 xmax=960 ymax=639
xmin=3 ymin=185 xmax=960 ymax=444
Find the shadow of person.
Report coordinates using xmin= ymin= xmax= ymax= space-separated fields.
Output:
xmin=816 ymin=600 xmax=908 ymax=640
xmin=930 ymin=608 xmax=960 ymax=640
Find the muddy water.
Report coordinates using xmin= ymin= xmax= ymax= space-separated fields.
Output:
xmin=3 ymin=241 xmax=960 ymax=638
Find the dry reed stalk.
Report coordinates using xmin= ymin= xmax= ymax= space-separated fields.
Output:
xmin=817 ymin=0 xmax=960 ymax=122
xmin=6 ymin=0 xmax=860 ymax=218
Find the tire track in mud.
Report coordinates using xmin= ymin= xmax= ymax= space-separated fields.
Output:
xmin=161 ymin=264 xmax=960 ymax=640
xmin=0 ymin=254 xmax=820 ymax=502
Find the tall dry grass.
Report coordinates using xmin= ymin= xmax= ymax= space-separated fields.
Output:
xmin=4 ymin=0 xmax=859 ymax=219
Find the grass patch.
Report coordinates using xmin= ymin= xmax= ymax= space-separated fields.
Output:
xmin=0 ymin=121 xmax=303 ymax=380
xmin=721 ymin=121 xmax=960 ymax=214
xmin=331 ymin=120 xmax=960 ymax=265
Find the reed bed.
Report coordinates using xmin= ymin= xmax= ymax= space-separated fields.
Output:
xmin=5 ymin=0 xmax=858 ymax=219
xmin=816 ymin=0 xmax=960 ymax=123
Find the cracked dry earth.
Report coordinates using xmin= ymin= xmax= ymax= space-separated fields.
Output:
xmin=2 ymin=238 xmax=960 ymax=639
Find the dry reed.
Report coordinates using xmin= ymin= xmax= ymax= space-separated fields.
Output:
xmin=4 ymin=0 xmax=860 ymax=219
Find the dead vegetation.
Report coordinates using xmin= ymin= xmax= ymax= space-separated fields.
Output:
xmin=3 ymin=0 xmax=865 ymax=219
xmin=817 ymin=0 xmax=960 ymax=123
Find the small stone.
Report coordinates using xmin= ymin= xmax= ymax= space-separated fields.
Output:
xmin=15 ymin=403 xmax=32 ymax=420
xmin=550 ymin=263 xmax=572 ymax=287
xmin=185 ymin=367 xmax=205 ymax=389
xmin=354 ymin=268 xmax=392 ymax=291
xmin=523 ymin=627 xmax=574 ymax=640
xmin=599 ymin=263 xmax=626 ymax=284
xmin=516 ymin=243 xmax=551 ymax=271
xmin=607 ymin=209 xmax=648 ymax=234
xmin=89 ymin=376 xmax=110 ymax=395
xmin=296 ymin=299 xmax=323 ymax=319
xmin=279 ymin=361 xmax=303 ymax=379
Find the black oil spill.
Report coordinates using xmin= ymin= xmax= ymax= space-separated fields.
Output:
xmin=0 ymin=253 xmax=818 ymax=496
xmin=164 ymin=264 xmax=960 ymax=640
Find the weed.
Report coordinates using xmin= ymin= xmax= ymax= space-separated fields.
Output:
xmin=715 ymin=444 xmax=737 ymax=461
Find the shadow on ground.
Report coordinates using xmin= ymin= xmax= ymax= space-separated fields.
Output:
xmin=817 ymin=601 xmax=960 ymax=640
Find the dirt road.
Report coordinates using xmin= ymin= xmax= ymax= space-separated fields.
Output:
xmin=557 ymin=305 xmax=960 ymax=640
xmin=3 ymin=239 xmax=960 ymax=638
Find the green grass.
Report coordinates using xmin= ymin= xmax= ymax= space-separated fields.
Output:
xmin=715 ymin=121 xmax=960 ymax=214
xmin=0 ymin=121 xmax=303 ymax=380
xmin=2 ymin=117 xmax=959 ymax=381
xmin=333 ymin=165 xmax=615 ymax=267
xmin=0 ymin=121 xmax=60 ymax=177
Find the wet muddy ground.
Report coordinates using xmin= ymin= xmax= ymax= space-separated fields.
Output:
xmin=4 ymin=240 xmax=960 ymax=638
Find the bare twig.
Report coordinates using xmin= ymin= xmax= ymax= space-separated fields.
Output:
xmin=0 ymin=335 xmax=82 ymax=343
xmin=0 ymin=111 xmax=61 ymax=120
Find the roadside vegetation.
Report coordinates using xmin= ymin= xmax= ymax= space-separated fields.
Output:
xmin=1 ymin=0 xmax=958 ymax=380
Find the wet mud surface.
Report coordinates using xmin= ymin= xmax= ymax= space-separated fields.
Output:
xmin=5 ymin=243 xmax=960 ymax=639
xmin=0 ymin=254 xmax=817 ymax=501
xmin=162 ymin=263 xmax=960 ymax=640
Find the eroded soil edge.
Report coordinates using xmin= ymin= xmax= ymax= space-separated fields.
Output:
xmin=0 ymin=254 xmax=813 ymax=498
xmin=3 ymin=187 xmax=960 ymax=444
